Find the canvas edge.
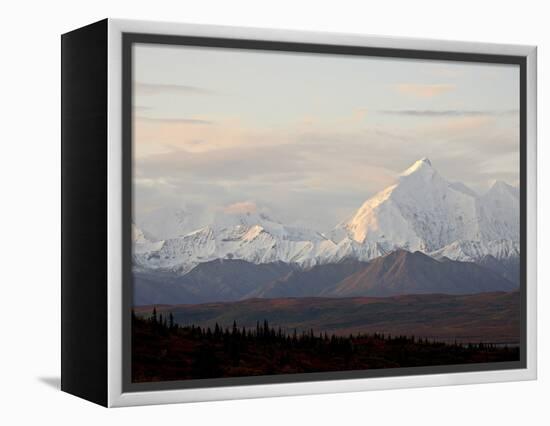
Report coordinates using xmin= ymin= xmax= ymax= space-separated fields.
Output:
xmin=106 ymin=18 xmax=537 ymax=408
xmin=525 ymin=46 xmax=537 ymax=380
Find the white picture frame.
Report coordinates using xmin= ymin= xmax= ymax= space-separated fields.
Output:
xmin=61 ymin=18 xmax=537 ymax=407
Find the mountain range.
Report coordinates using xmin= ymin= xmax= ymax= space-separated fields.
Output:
xmin=132 ymin=158 xmax=520 ymax=304
xmin=133 ymin=250 xmax=515 ymax=305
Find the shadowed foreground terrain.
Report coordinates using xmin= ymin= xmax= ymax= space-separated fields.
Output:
xmin=135 ymin=291 xmax=520 ymax=344
xmin=132 ymin=315 xmax=519 ymax=383
xmin=133 ymin=252 xmax=518 ymax=305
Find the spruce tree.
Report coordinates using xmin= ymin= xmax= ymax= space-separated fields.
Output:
xmin=263 ymin=319 xmax=269 ymax=338
xmin=169 ymin=312 xmax=174 ymax=330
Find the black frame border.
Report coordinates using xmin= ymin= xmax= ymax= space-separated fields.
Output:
xmin=61 ymin=19 xmax=109 ymax=406
xmin=122 ymin=33 xmax=528 ymax=393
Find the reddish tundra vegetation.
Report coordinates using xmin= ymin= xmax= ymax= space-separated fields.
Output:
xmin=132 ymin=308 xmax=519 ymax=383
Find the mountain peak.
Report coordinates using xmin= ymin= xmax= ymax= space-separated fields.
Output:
xmin=486 ymin=180 xmax=519 ymax=199
xmin=490 ymin=180 xmax=508 ymax=189
xmin=490 ymin=180 xmax=513 ymax=191
xmin=400 ymin=157 xmax=434 ymax=177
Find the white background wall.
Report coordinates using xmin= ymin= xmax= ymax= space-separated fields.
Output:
xmin=1 ymin=0 xmax=547 ymax=424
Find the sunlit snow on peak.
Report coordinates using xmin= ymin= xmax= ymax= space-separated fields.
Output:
xmin=400 ymin=157 xmax=434 ymax=177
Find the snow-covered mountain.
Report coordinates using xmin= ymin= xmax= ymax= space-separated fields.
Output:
xmin=478 ymin=181 xmax=519 ymax=242
xmin=332 ymin=158 xmax=518 ymax=252
xmin=132 ymin=224 xmax=163 ymax=255
xmin=133 ymin=158 xmax=520 ymax=273
xmin=430 ymin=239 xmax=519 ymax=263
xmin=137 ymin=206 xmax=210 ymax=241
xmin=133 ymin=211 xmax=334 ymax=273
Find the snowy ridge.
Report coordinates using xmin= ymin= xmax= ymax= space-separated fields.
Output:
xmin=132 ymin=224 xmax=163 ymax=255
xmin=430 ymin=239 xmax=520 ymax=263
xmin=133 ymin=212 xmax=331 ymax=273
xmin=478 ymin=181 xmax=519 ymax=242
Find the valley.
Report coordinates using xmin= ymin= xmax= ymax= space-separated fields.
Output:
xmin=134 ymin=291 xmax=521 ymax=344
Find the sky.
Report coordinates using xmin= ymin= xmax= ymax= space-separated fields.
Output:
xmin=132 ymin=43 xmax=520 ymax=232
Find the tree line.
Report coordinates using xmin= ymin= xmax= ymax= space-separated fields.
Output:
xmin=132 ymin=308 xmax=511 ymax=353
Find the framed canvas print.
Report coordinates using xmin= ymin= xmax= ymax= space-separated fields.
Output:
xmin=61 ymin=19 xmax=537 ymax=407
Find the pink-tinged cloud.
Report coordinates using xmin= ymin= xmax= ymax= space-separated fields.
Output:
xmin=223 ymin=201 xmax=258 ymax=214
xmin=420 ymin=116 xmax=493 ymax=137
xmin=394 ymin=83 xmax=455 ymax=98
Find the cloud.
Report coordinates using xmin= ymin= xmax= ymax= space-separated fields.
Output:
xmin=133 ymin=105 xmax=153 ymax=112
xmin=133 ymin=116 xmax=254 ymax=157
xmin=380 ymin=109 xmax=519 ymax=117
xmin=133 ymin=117 xmax=519 ymax=231
xmin=135 ymin=144 xmax=311 ymax=181
xmin=419 ymin=116 xmax=493 ymax=136
xmin=223 ymin=201 xmax=258 ymax=214
xmin=135 ymin=116 xmax=214 ymax=125
xmin=351 ymin=108 xmax=369 ymax=122
xmin=135 ymin=82 xmax=215 ymax=96
xmin=134 ymin=177 xmax=175 ymax=188
xmin=394 ymin=83 xmax=455 ymax=98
